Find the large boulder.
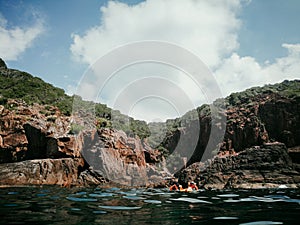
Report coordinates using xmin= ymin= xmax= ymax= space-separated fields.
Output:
xmin=0 ymin=158 xmax=84 ymax=186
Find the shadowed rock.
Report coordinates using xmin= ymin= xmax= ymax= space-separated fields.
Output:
xmin=0 ymin=58 xmax=7 ymax=69
xmin=178 ymin=143 xmax=300 ymax=189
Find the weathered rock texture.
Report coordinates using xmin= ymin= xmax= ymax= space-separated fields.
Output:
xmin=0 ymin=99 xmax=80 ymax=163
xmin=162 ymin=85 xmax=300 ymax=170
xmin=1 ymin=60 xmax=299 ymax=189
xmin=178 ymin=143 xmax=300 ymax=189
xmin=0 ymin=99 xmax=166 ymax=187
xmin=82 ymin=128 xmax=166 ymax=186
xmin=0 ymin=158 xmax=84 ymax=186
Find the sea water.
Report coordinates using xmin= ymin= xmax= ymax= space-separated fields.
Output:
xmin=0 ymin=186 xmax=299 ymax=224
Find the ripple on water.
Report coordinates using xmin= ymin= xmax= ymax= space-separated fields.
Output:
xmin=93 ymin=210 xmax=107 ymax=214
xmin=36 ymin=193 xmax=47 ymax=197
xmin=89 ymin=193 xmax=114 ymax=198
xmin=74 ymin=191 xmax=87 ymax=196
xmin=70 ymin=208 xmax=81 ymax=211
xmin=213 ymin=217 xmax=239 ymax=220
xmin=239 ymin=221 xmax=283 ymax=225
xmin=66 ymin=196 xmax=98 ymax=202
xmin=123 ymin=195 xmax=146 ymax=200
xmin=144 ymin=200 xmax=162 ymax=204
xmin=3 ymin=203 xmax=18 ymax=207
xmin=217 ymin=194 xmax=239 ymax=198
xmin=170 ymin=197 xmax=212 ymax=204
xmin=99 ymin=205 xmax=142 ymax=210
xmin=224 ymin=195 xmax=300 ymax=203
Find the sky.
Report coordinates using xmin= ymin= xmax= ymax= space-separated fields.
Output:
xmin=0 ymin=0 xmax=300 ymax=122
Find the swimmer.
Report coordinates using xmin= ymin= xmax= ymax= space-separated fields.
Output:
xmin=188 ymin=181 xmax=198 ymax=191
xmin=169 ymin=183 xmax=179 ymax=191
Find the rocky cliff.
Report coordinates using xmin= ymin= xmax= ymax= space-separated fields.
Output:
xmin=161 ymin=81 xmax=300 ymax=168
xmin=174 ymin=81 xmax=300 ymax=189
xmin=1 ymin=58 xmax=300 ymax=189
xmin=0 ymin=99 xmax=165 ymax=187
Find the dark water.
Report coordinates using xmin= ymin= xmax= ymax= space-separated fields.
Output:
xmin=0 ymin=186 xmax=300 ymax=225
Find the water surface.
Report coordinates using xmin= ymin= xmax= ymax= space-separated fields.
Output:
xmin=0 ymin=186 xmax=299 ymax=224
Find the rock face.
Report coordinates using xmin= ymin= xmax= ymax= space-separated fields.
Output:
xmin=0 ymin=99 xmax=81 ymax=163
xmin=0 ymin=158 xmax=84 ymax=186
xmin=178 ymin=143 xmax=300 ymax=189
xmin=0 ymin=99 xmax=166 ymax=187
xmin=82 ymin=128 xmax=166 ymax=186
xmin=258 ymin=95 xmax=300 ymax=147
xmin=1 ymin=60 xmax=299 ymax=189
xmin=162 ymin=85 xmax=300 ymax=170
xmin=0 ymin=157 xmax=107 ymax=187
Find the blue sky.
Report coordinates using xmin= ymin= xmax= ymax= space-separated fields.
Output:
xmin=0 ymin=0 xmax=300 ymax=121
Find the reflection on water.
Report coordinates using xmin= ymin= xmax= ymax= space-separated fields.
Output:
xmin=0 ymin=186 xmax=299 ymax=225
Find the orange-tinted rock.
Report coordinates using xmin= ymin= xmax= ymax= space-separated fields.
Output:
xmin=0 ymin=99 xmax=166 ymax=187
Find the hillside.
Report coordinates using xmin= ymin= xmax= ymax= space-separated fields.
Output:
xmin=1 ymin=57 xmax=299 ymax=157
xmin=0 ymin=58 xmax=73 ymax=115
xmin=147 ymin=79 xmax=300 ymax=165
xmin=0 ymin=58 xmax=150 ymax=139
xmin=0 ymin=58 xmax=300 ymax=188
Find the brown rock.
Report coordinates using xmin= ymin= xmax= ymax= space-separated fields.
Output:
xmin=178 ymin=143 xmax=300 ymax=189
xmin=0 ymin=158 xmax=84 ymax=186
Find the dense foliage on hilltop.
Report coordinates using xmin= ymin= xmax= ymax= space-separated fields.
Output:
xmin=227 ymin=79 xmax=300 ymax=106
xmin=0 ymin=68 xmax=73 ymax=115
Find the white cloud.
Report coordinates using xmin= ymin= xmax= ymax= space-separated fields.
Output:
xmin=70 ymin=0 xmax=241 ymax=68
xmin=0 ymin=13 xmax=44 ymax=61
xmin=70 ymin=0 xmax=242 ymax=120
xmin=216 ymin=43 xmax=300 ymax=96
xmin=70 ymin=0 xmax=300 ymax=121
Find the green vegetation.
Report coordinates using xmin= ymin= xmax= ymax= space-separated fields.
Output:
xmin=0 ymin=69 xmax=73 ymax=115
xmin=1 ymin=59 xmax=299 ymax=158
xmin=227 ymin=79 xmax=300 ymax=106
xmin=69 ymin=123 xmax=84 ymax=135
xmin=0 ymin=65 xmax=151 ymax=139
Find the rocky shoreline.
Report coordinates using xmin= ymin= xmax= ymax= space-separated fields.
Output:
xmin=1 ymin=97 xmax=299 ymax=189
xmin=1 ymin=59 xmax=300 ymax=189
xmin=0 ymin=99 xmax=167 ymax=187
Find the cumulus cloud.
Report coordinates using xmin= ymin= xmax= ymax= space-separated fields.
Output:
xmin=216 ymin=43 xmax=300 ymax=96
xmin=70 ymin=0 xmax=300 ymax=121
xmin=0 ymin=13 xmax=44 ymax=61
xmin=70 ymin=0 xmax=241 ymax=67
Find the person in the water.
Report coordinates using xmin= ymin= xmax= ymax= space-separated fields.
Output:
xmin=169 ymin=182 xmax=179 ymax=191
xmin=188 ymin=181 xmax=198 ymax=191
xmin=169 ymin=181 xmax=198 ymax=192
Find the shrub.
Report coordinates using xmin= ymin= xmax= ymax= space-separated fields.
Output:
xmin=69 ymin=123 xmax=84 ymax=135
